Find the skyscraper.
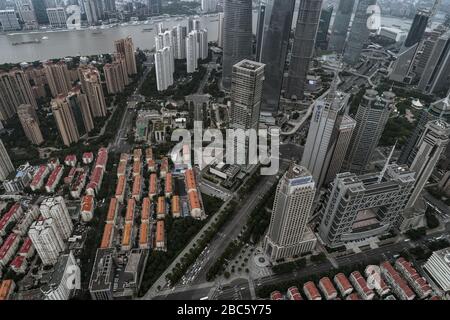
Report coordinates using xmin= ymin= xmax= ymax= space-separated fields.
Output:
xmin=325 ymin=115 xmax=356 ymax=184
xmin=406 ymin=120 xmax=450 ymax=208
xmin=198 ymin=29 xmax=208 ymax=60
xmin=46 ymin=7 xmax=66 ymax=28
xmin=264 ymin=164 xmax=317 ymax=261
xmin=104 ymin=61 xmax=126 ymax=94
xmin=147 ymin=0 xmax=161 ymax=15
xmin=399 ymin=93 xmax=450 ymax=166
xmin=114 ymin=37 xmax=137 ymax=76
xmin=31 ymin=0 xmax=49 ymax=24
xmin=343 ymin=0 xmax=377 ymax=65
xmin=0 ymin=69 xmax=37 ymax=120
xmin=186 ymin=31 xmax=198 ymax=73
xmin=389 ymin=9 xmax=430 ymax=83
xmin=155 ymin=47 xmax=174 ymax=91
xmin=40 ymin=196 xmax=74 ymax=240
xmin=316 ymin=5 xmax=333 ymax=50
xmin=0 ymin=9 xmax=21 ymax=31
xmin=66 ymin=86 xmax=94 ymax=135
xmin=418 ymin=30 xmax=450 ymax=94
xmin=17 ymin=104 xmax=44 ymax=145
xmin=229 ymin=60 xmax=265 ymax=131
xmin=174 ymin=25 xmax=187 ymax=60
xmin=28 ymin=218 xmax=66 ymax=265
xmin=217 ymin=12 xmax=224 ymax=48
xmin=44 ymin=60 xmax=72 ymax=97
xmin=329 ymin=0 xmax=355 ymax=53
xmin=301 ymin=82 xmax=352 ymax=188
xmin=414 ymin=26 xmax=447 ymax=82
xmin=0 ymin=139 xmax=14 ymax=181
xmin=80 ymin=67 xmax=107 ymax=117
xmin=318 ymin=165 xmax=415 ymax=248
xmin=258 ymin=0 xmax=295 ymax=113
xmin=285 ymin=0 xmax=323 ymax=100
xmin=255 ymin=2 xmax=266 ymax=62
xmin=222 ymin=0 xmax=252 ymax=90
xmin=344 ymin=90 xmax=395 ymax=174
xmin=51 ymin=94 xmax=80 ymax=146
xmin=15 ymin=0 xmax=38 ymax=30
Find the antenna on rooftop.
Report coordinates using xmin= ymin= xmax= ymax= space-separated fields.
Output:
xmin=378 ymin=141 xmax=397 ymax=183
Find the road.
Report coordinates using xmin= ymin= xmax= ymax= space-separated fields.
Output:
xmin=109 ymin=66 xmax=150 ymax=154
xmin=191 ymin=161 xmax=290 ymax=284
xmin=149 ymin=222 xmax=450 ymax=300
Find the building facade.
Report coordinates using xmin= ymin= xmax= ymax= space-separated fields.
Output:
xmin=344 ymin=90 xmax=395 ymax=174
xmin=222 ymin=0 xmax=252 ymax=90
xmin=318 ymin=165 xmax=415 ymax=248
xmin=328 ymin=0 xmax=355 ymax=53
xmin=264 ymin=164 xmax=317 ymax=261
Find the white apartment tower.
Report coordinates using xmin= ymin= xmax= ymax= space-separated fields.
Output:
xmin=28 ymin=218 xmax=66 ymax=265
xmin=186 ymin=31 xmax=199 ymax=73
xmin=155 ymin=47 xmax=174 ymax=91
xmin=174 ymin=25 xmax=187 ymax=59
xmin=40 ymin=196 xmax=73 ymax=240
xmin=264 ymin=164 xmax=317 ymax=261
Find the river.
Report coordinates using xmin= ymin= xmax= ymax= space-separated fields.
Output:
xmin=0 ymin=12 xmax=436 ymax=64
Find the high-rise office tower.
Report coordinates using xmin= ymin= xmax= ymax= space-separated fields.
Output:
xmin=343 ymin=0 xmax=376 ymax=65
xmin=147 ymin=0 xmax=161 ymax=15
xmin=0 ymin=69 xmax=37 ymax=120
xmin=44 ymin=61 xmax=72 ymax=97
xmin=80 ymin=68 xmax=107 ymax=117
xmin=399 ymin=93 xmax=450 ymax=166
xmin=29 ymin=218 xmax=66 ymax=265
xmin=31 ymin=0 xmax=49 ymax=24
xmin=285 ymin=0 xmax=323 ymax=100
xmin=325 ymin=115 xmax=356 ymax=184
xmin=344 ymin=90 xmax=395 ymax=174
xmin=174 ymin=25 xmax=187 ymax=59
xmin=229 ymin=60 xmax=265 ymax=131
xmin=0 ymin=139 xmax=14 ymax=181
xmin=301 ymin=82 xmax=352 ymax=188
xmin=114 ymin=37 xmax=137 ymax=75
xmin=51 ymin=94 xmax=80 ymax=146
xmin=103 ymin=0 xmax=116 ymax=13
xmin=0 ymin=9 xmax=21 ymax=31
xmin=255 ymin=2 xmax=266 ymax=62
xmin=389 ymin=9 xmax=430 ymax=83
xmin=222 ymin=0 xmax=252 ymax=90
xmin=201 ymin=0 xmax=217 ymax=12
xmin=104 ymin=61 xmax=126 ymax=94
xmin=15 ymin=0 xmax=38 ymax=30
xmin=83 ymin=0 xmax=102 ymax=25
xmin=264 ymin=164 xmax=317 ymax=261
xmin=17 ymin=104 xmax=44 ymax=145
xmin=66 ymin=86 xmax=94 ymax=135
xmin=414 ymin=26 xmax=447 ymax=82
xmin=316 ymin=5 xmax=333 ymax=50
xmin=318 ymin=165 xmax=415 ymax=248
xmin=217 ymin=12 xmax=224 ymax=48
xmin=329 ymin=0 xmax=355 ymax=53
xmin=40 ymin=196 xmax=73 ymax=240
xmin=46 ymin=7 xmax=66 ymax=28
xmin=406 ymin=120 xmax=450 ymax=208
xmin=418 ymin=30 xmax=450 ymax=94
xmin=258 ymin=0 xmax=295 ymax=113
xmin=155 ymin=47 xmax=174 ymax=91
xmin=186 ymin=31 xmax=198 ymax=73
